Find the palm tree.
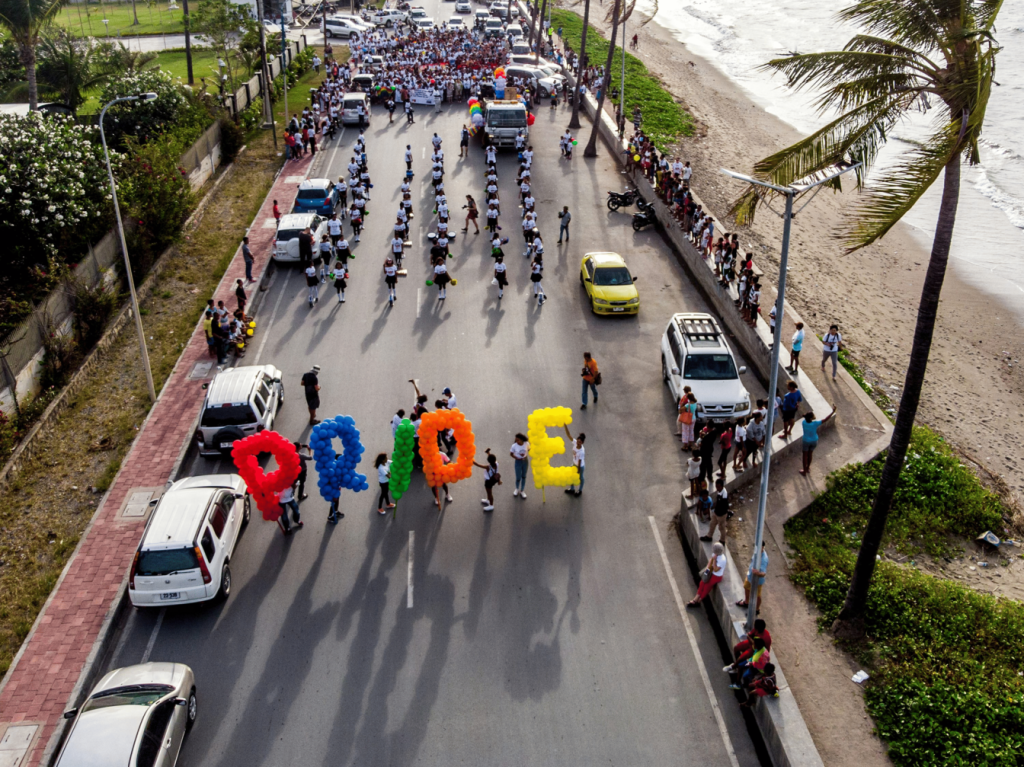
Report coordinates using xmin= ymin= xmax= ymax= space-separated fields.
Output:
xmin=567 ymin=0 xmax=590 ymax=130
xmin=582 ymin=0 xmax=621 ymax=158
xmin=535 ymin=0 xmax=549 ymax=65
xmin=730 ymin=0 xmax=1003 ymax=637
xmin=0 ymin=0 xmax=69 ymax=110
xmin=36 ymin=30 xmax=109 ymax=112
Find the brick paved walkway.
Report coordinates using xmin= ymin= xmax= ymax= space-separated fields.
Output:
xmin=0 ymin=151 xmax=313 ymax=767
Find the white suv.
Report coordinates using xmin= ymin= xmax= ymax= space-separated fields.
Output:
xmin=273 ymin=212 xmax=328 ymax=262
xmin=128 ymin=475 xmax=250 ymax=607
xmin=661 ymin=313 xmax=751 ymax=421
xmin=194 ymin=365 xmax=284 ymax=458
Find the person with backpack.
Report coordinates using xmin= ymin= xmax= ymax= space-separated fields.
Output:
xmin=580 ymin=352 xmax=599 ymax=409
xmin=821 ymin=323 xmax=843 ymax=380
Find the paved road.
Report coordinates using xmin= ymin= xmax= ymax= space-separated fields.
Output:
xmin=104 ymin=16 xmax=767 ymax=766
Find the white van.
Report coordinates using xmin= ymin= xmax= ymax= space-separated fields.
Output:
xmin=340 ymin=92 xmax=371 ymax=125
xmin=128 ymin=474 xmax=250 ymax=607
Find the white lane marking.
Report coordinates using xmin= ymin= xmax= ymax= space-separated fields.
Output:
xmin=141 ymin=608 xmax=166 ymax=663
xmin=407 ymin=531 xmax=414 ymax=608
xmin=320 ymin=125 xmax=347 ymax=178
xmin=252 ymin=269 xmax=292 ymax=365
xmin=421 ymin=147 xmax=425 ymax=159
xmin=647 ymin=516 xmax=740 ymax=767
xmin=416 ymin=287 xmax=423 ymax=318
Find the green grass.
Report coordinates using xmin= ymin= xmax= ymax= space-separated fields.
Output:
xmin=54 ymin=0 xmax=205 ymax=37
xmin=785 ymin=426 xmax=1024 ymax=764
xmin=79 ymin=49 xmax=250 ymax=114
xmin=550 ymin=8 xmax=693 ymax=150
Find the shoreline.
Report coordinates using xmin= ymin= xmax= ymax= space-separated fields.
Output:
xmin=579 ymin=8 xmax=1024 ymax=496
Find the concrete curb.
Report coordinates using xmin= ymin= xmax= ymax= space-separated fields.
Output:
xmin=675 ymin=499 xmax=825 ymax=767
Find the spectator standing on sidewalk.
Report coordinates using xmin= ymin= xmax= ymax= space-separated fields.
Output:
xmin=510 ymin=433 xmax=529 ymax=499
xmin=821 ymin=324 xmax=843 ymax=380
xmin=737 ymin=541 xmax=768 ymax=613
xmin=557 ymin=206 xmax=571 ymax=243
xmin=580 ymin=352 xmax=599 ymax=409
xmin=799 ymin=404 xmax=837 ymax=475
xmin=780 ymin=381 xmax=803 ymax=439
xmin=789 ymin=321 xmax=805 ymax=373
xmin=687 ymin=542 xmax=726 ymax=607
xmin=301 ymin=365 xmax=321 ymax=425
xmin=745 ymin=412 xmax=766 ymax=467
xmin=702 ymin=477 xmax=729 ymax=544
xmin=242 ymin=237 xmax=254 ymax=283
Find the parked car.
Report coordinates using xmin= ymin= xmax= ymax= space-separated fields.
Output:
xmin=661 ymin=313 xmax=751 ymax=421
xmin=350 ymin=72 xmax=375 ymax=91
xmin=579 ymin=251 xmax=639 ymax=315
xmin=504 ymin=64 xmax=563 ymax=98
xmin=274 ymin=212 xmax=328 ymax=262
xmin=293 ymin=178 xmax=339 ymax=216
xmin=323 ymin=16 xmax=364 ymax=38
xmin=371 ymin=9 xmax=406 ymax=25
xmin=505 ymin=22 xmax=524 ymax=39
xmin=484 ymin=16 xmax=504 ymax=36
xmin=509 ymin=53 xmax=559 ymax=69
xmin=57 ymin=663 xmax=196 ymax=767
xmin=489 ymin=1 xmax=508 ymax=18
xmin=455 ymin=0 xmax=472 ymax=11
xmin=509 ymin=41 xmax=532 ymax=56
xmin=340 ymin=91 xmax=371 ymax=123
xmin=194 ymin=365 xmax=284 ymax=457
xmin=129 ymin=474 xmax=252 ymax=606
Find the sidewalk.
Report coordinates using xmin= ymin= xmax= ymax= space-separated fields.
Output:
xmin=0 ymin=152 xmax=314 ymax=767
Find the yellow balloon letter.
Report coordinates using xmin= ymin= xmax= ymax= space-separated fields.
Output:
xmin=527 ymin=407 xmax=581 ymax=488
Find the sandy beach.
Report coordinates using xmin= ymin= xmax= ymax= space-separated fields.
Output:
xmin=567 ymin=6 xmax=1024 ymax=764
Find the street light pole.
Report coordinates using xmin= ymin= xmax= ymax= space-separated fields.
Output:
xmin=99 ymin=93 xmax=160 ymax=404
xmin=720 ymin=162 xmax=861 ymax=631
xmin=255 ymin=0 xmax=278 ymax=148
xmin=281 ymin=7 xmax=289 ymax=129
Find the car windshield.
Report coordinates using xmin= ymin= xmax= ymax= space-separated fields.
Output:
xmin=82 ymin=687 xmax=172 ymax=712
xmin=136 ymin=547 xmax=200 ymax=577
xmin=594 ymin=266 xmax=632 ymax=286
xmin=488 ymin=109 xmax=526 ymax=127
xmin=201 ymin=404 xmax=257 ymax=427
xmin=276 ymin=228 xmax=301 ymax=242
xmin=683 ymin=354 xmax=739 ymax=380
xmin=297 ymin=189 xmax=327 ymax=200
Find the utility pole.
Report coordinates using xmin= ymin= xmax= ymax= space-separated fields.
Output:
xmin=183 ymin=0 xmax=194 ymax=84
xmin=256 ymin=0 xmax=277 ymax=148
xmin=281 ymin=4 xmax=289 ymax=130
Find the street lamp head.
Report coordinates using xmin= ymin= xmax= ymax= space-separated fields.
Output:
xmin=137 ymin=92 xmax=158 ymax=102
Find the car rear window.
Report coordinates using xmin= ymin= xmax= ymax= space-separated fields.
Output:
xmin=684 ymin=354 xmax=739 ymax=381
xmin=201 ymin=404 xmax=257 ymax=427
xmin=136 ymin=547 xmax=199 ymax=576
xmin=297 ymin=189 xmax=328 ymax=200
xmin=276 ymin=228 xmax=301 ymax=242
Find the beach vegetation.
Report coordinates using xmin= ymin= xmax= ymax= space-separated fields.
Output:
xmin=729 ymin=0 xmax=1006 ymax=638
xmin=785 ymin=425 xmax=1023 ymax=765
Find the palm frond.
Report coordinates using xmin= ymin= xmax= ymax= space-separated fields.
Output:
xmin=843 ymin=34 xmax=941 ymax=71
xmin=836 ymin=0 xmax=947 ymax=54
xmin=810 ymin=72 xmax=926 ymax=113
xmin=841 ymin=119 xmax=960 ymax=249
xmin=762 ymin=50 xmax=930 ymax=98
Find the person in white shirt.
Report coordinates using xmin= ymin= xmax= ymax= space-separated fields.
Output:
xmin=471 ymin=449 xmax=501 ymax=512
xmin=732 ymin=419 xmax=749 ymax=471
xmin=687 ymin=542 xmax=726 ymax=606
xmin=682 ymin=161 xmax=692 ymax=183
xmin=562 ymin=428 xmax=586 ymax=496
xmin=305 ymin=264 xmax=319 ymax=305
xmin=391 ymin=409 xmax=405 ymax=439
xmin=375 ymin=453 xmax=396 ymax=515
xmin=509 ymin=433 xmax=529 ymax=498
xmin=383 ymin=257 xmax=398 ymax=305
xmin=530 ymin=255 xmax=546 ymax=305
xmin=821 ymin=324 xmax=843 ymax=379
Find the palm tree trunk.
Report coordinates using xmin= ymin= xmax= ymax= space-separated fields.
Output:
xmin=535 ymin=0 xmax=548 ymax=65
xmin=832 ymin=152 xmax=961 ymax=640
xmin=568 ymin=0 xmax=590 ymax=130
xmin=583 ymin=0 xmax=620 ymax=158
xmin=21 ymin=41 xmax=38 ymax=111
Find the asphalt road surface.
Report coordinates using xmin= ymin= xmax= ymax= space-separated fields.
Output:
xmin=104 ymin=13 xmax=767 ymax=765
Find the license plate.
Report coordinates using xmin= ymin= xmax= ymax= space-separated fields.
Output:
xmin=219 ymin=442 xmax=234 ymax=449
xmin=612 ymin=307 xmax=625 ymax=312
xmin=160 ymin=592 xmax=180 ymax=601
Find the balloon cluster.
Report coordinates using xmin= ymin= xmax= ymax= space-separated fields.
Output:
xmin=231 ymin=431 xmax=302 ymax=520
xmin=389 ymin=419 xmax=416 ymax=500
xmin=493 ymin=66 xmax=505 ymax=79
xmin=527 ymin=407 xmax=580 ymax=488
xmin=468 ymin=97 xmax=484 ymax=135
xmin=527 ymin=113 xmax=536 ymax=126
xmin=309 ymin=416 xmax=368 ymax=502
xmin=418 ymin=409 xmax=476 ymax=487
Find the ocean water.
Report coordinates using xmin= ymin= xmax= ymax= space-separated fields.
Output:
xmin=641 ymin=0 xmax=1024 ymax=317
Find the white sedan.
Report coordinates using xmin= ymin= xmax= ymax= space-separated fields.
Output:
xmin=448 ymin=15 xmax=465 ymax=27
xmin=455 ymin=0 xmax=471 ymax=10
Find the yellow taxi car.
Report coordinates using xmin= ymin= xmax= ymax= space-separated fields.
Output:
xmin=579 ymin=251 xmax=639 ymax=314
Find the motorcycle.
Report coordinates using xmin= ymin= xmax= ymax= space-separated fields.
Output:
xmin=632 ymin=198 xmax=657 ymax=231
xmin=606 ymin=188 xmax=640 ymax=211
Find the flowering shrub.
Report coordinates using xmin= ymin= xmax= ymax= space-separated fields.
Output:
xmin=0 ymin=112 xmax=113 ymax=282
xmin=99 ymin=68 xmax=209 ymax=148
